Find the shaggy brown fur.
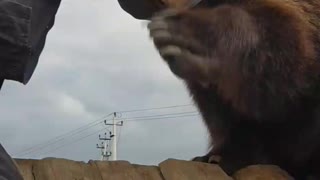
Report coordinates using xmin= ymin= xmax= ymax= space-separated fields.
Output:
xmin=148 ymin=0 xmax=320 ymax=179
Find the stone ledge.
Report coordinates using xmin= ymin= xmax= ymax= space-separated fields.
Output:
xmin=14 ymin=158 xmax=293 ymax=180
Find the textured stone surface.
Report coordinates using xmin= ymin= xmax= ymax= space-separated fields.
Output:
xmin=159 ymin=159 xmax=233 ymax=180
xmin=93 ymin=160 xmax=144 ymax=180
xmin=14 ymin=159 xmax=38 ymax=180
xmin=14 ymin=158 xmax=296 ymax=180
xmin=33 ymin=158 xmax=102 ymax=180
xmin=133 ymin=164 xmax=164 ymax=180
xmin=233 ymin=165 xmax=294 ymax=180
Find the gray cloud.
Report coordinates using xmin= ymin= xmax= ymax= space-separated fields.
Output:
xmin=0 ymin=0 xmax=209 ymax=165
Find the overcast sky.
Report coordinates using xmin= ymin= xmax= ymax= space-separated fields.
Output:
xmin=0 ymin=0 xmax=209 ymax=165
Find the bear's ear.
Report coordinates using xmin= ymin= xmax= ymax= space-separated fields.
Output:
xmin=117 ymin=0 xmax=165 ymax=20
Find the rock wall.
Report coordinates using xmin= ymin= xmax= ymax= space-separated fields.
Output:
xmin=14 ymin=158 xmax=293 ymax=180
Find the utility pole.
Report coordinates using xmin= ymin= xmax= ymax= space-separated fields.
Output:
xmin=104 ymin=112 xmax=123 ymax=161
xmin=96 ymin=132 xmax=112 ymax=161
xmin=96 ymin=142 xmax=105 ymax=161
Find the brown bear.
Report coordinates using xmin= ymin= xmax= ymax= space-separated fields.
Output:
xmin=147 ymin=0 xmax=320 ymax=179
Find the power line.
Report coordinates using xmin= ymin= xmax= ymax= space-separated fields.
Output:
xmin=16 ymin=112 xmax=198 ymax=156
xmin=110 ymin=111 xmax=198 ymax=122
xmin=13 ymin=120 xmax=109 ymax=157
xmin=16 ymin=112 xmax=196 ymax=157
xmin=13 ymin=113 xmax=115 ymax=157
xmin=125 ymin=113 xmax=200 ymax=122
xmin=119 ymin=111 xmax=198 ymax=120
xmin=26 ymin=113 xmax=199 ymax=156
xmin=16 ymin=112 xmax=198 ymax=157
xmin=15 ymin=104 xmax=198 ymax=157
xmin=28 ymin=112 xmax=199 ymax=156
xmin=16 ymin=104 xmax=195 ymax=156
xmin=38 ymin=127 xmax=108 ymax=157
xmin=117 ymin=103 xmax=194 ymax=113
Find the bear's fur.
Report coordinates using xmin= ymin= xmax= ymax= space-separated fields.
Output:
xmin=148 ymin=0 xmax=320 ymax=179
